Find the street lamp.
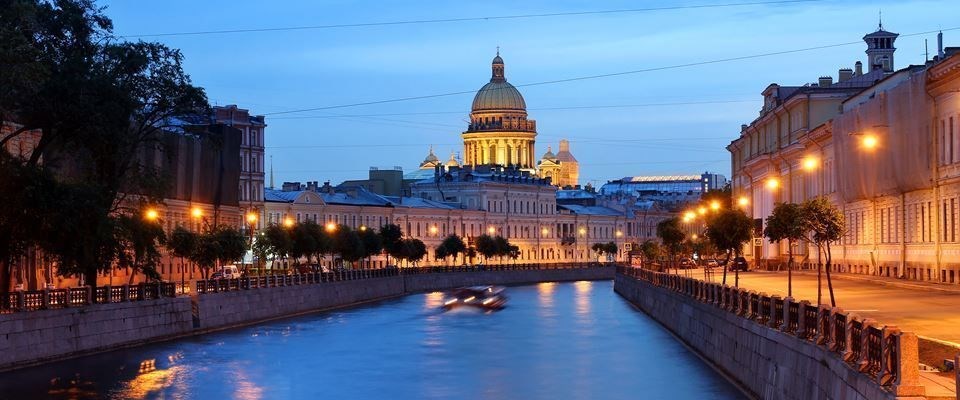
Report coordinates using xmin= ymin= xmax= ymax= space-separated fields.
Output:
xmin=359 ymin=225 xmax=367 ymax=232
xmin=861 ymin=134 xmax=878 ymax=150
xmin=191 ymin=207 xmax=203 ymax=219
xmin=802 ymin=156 xmax=818 ymax=171
xmin=430 ymin=225 xmax=439 ymax=236
xmin=144 ymin=208 xmax=159 ymax=221
xmin=765 ymin=177 xmax=780 ymax=190
xmin=283 ymin=217 xmax=294 ymax=228
xmin=541 ymin=227 xmax=549 ymax=236
xmin=325 ymin=222 xmax=337 ymax=232
xmin=488 ymin=226 xmax=496 ymax=235
xmin=245 ymin=211 xmax=258 ymax=275
xmin=737 ymin=196 xmax=749 ymax=207
xmin=709 ymin=200 xmax=720 ymax=211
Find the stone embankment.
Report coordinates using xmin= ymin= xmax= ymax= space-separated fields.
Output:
xmin=614 ymin=267 xmax=927 ymax=400
xmin=0 ymin=264 xmax=613 ymax=371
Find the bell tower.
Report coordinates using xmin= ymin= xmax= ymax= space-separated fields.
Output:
xmin=863 ymin=18 xmax=898 ymax=73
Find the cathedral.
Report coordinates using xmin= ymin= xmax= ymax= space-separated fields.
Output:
xmin=416 ymin=51 xmax=579 ymax=188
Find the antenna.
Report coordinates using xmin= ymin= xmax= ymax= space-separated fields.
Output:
xmin=925 ymin=39 xmax=929 ymax=62
xmin=269 ymin=155 xmax=274 ymax=189
xmin=878 ymin=9 xmax=883 ymax=30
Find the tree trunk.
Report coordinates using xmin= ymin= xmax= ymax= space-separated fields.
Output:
xmin=816 ymin=244 xmax=823 ymax=306
xmin=84 ymin=268 xmax=99 ymax=301
xmin=787 ymin=239 xmax=793 ymax=297
xmin=825 ymin=243 xmax=836 ymax=307
xmin=722 ymin=251 xmax=730 ymax=285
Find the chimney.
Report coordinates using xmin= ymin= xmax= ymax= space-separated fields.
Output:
xmin=854 ymin=61 xmax=863 ymax=76
xmin=818 ymin=76 xmax=833 ymax=87
xmin=938 ymin=31 xmax=945 ymax=59
xmin=838 ymin=68 xmax=853 ymax=82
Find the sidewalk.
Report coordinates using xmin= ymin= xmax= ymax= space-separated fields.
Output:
xmin=784 ymin=269 xmax=960 ymax=294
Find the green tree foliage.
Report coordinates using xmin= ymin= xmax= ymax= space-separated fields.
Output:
xmin=289 ymin=221 xmax=319 ymax=266
xmin=656 ymin=218 xmax=686 ymax=271
xmin=640 ymin=240 xmax=662 ymax=266
xmin=115 ymin=211 xmax=167 ymax=283
xmin=435 ymin=235 xmax=466 ymax=264
xmin=802 ymin=197 xmax=845 ymax=307
xmin=358 ymin=228 xmax=382 ymax=265
xmin=261 ymin=224 xmax=292 ymax=269
xmin=401 ymin=238 xmax=427 ymax=265
xmin=332 ymin=225 xmax=365 ymax=265
xmin=0 ymin=0 xmax=208 ymax=289
xmin=764 ymin=202 xmax=808 ymax=297
xmin=704 ymin=209 xmax=753 ymax=286
xmin=168 ymin=225 xmax=197 ymax=278
xmin=379 ymin=223 xmax=403 ymax=266
xmin=189 ymin=226 xmax=246 ymax=279
xmin=475 ymin=234 xmax=498 ymax=261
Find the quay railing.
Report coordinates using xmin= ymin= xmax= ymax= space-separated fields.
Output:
xmin=0 ymin=282 xmax=176 ymax=313
xmin=194 ymin=262 xmax=614 ymax=295
xmin=0 ymin=263 xmax=614 ymax=312
xmin=616 ymin=266 xmax=922 ymax=395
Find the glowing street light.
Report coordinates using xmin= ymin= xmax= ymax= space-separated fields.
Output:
xmin=737 ymin=196 xmax=750 ymax=207
xmin=487 ymin=226 xmax=497 ymax=234
xmin=683 ymin=211 xmax=697 ymax=221
xmin=325 ymin=222 xmax=337 ymax=232
xmin=578 ymin=227 xmax=586 ymax=236
xmin=144 ymin=208 xmax=159 ymax=221
xmin=191 ymin=207 xmax=203 ymax=219
xmin=245 ymin=212 xmax=258 ymax=224
xmin=861 ymin=135 xmax=878 ymax=150
xmin=697 ymin=206 xmax=707 ymax=215
xmin=615 ymin=230 xmax=623 ymax=237
xmin=541 ymin=227 xmax=550 ymax=235
xmin=802 ymin=157 xmax=818 ymax=171
xmin=709 ymin=200 xmax=720 ymax=211
xmin=766 ymin=177 xmax=780 ymax=190
xmin=691 ymin=234 xmax=699 ymax=240
xmin=429 ymin=226 xmax=439 ymax=235
xmin=283 ymin=217 xmax=294 ymax=228
xmin=359 ymin=225 xmax=367 ymax=232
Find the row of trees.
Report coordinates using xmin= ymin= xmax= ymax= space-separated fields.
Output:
xmin=650 ymin=196 xmax=845 ymax=307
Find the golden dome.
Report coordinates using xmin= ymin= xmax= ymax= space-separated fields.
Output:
xmin=471 ymin=53 xmax=526 ymax=112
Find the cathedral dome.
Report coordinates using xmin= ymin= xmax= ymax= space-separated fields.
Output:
xmin=471 ymin=52 xmax=526 ymax=112
xmin=541 ymin=146 xmax=557 ymax=161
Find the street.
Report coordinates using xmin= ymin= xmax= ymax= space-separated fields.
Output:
xmin=695 ymin=269 xmax=960 ymax=344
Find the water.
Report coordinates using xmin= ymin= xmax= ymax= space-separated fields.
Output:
xmin=0 ymin=281 xmax=744 ymax=399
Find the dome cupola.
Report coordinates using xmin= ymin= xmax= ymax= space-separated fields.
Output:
xmin=471 ymin=50 xmax=526 ymax=112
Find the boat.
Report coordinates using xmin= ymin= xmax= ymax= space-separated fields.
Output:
xmin=442 ymin=286 xmax=508 ymax=310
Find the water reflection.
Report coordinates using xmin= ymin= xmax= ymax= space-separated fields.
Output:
xmin=0 ymin=281 xmax=744 ymax=400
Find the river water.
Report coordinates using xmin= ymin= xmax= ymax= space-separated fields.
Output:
xmin=0 ymin=281 xmax=744 ymax=399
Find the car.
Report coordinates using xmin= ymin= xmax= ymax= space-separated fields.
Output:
xmin=730 ymin=257 xmax=749 ymax=271
xmin=211 ymin=265 xmax=240 ymax=279
xmin=705 ymin=259 xmax=719 ymax=268
xmin=679 ymin=258 xmax=696 ymax=268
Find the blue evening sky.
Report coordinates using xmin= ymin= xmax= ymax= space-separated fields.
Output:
xmin=101 ymin=0 xmax=959 ymax=187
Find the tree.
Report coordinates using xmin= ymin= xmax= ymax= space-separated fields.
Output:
xmin=167 ymin=225 xmax=197 ymax=283
xmin=763 ymin=202 xmax=808 ymax=297
xmin=493 ymin=235 xmax=512 ymax=262
xmin=358 ymin=228 xmax=382 ymax=268
xmin=802 ymin=197 xmax=845 ymax=307
xmin=115 ymin=212 xmax=166 ymax=284
xmin=261 ymin=224 xmax=292 ymax=272
xmin=591 ymin=242 xmax=618 ymax=261
xmin=401 ymin=238 xmax=427 ymax=266
xmin=475 ymin=234 xmax=498 ymax=262
xmin=639 ymin=240 xmax=662 ymax=268
xmin=436 ymin=235 xmax=466 ymax=264
xmin=379 ymin=224 xmax=403 ymax=267
xmin=289 ymin=222 xmax=318 ymax=267
xmin=213 ymin=226 xmax=247 ymax=270
xmin=704 ymin=209 xmax=753 ymax=286
xmin=656 ymin=218 xmax=685 ymax=272
xmin=0 ymin=0 xmax=208 ymax=290
xmin=332 ymin=225 xmax=365 ymax=266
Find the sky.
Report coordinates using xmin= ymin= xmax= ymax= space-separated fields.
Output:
xmin=100 ymin=0 xmax=960 ymax=187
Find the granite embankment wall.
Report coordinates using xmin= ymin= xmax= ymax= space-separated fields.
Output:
xmin=1 ymin=266 xmax=614 ymax=371
xmin=0 ymin=297 xmax=193 ymax=371
xmin=614 ymin=273 xmax=914 ymax=400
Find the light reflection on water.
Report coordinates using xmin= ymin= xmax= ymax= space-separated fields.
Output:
xmin=0 ymin=281 xmax=744 ymax=400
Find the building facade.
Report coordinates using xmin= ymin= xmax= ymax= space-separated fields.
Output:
xmin=728 ymin=25 xmax=960 ymax=285
xmin=212 ymin=105 xmax=266 ymax=231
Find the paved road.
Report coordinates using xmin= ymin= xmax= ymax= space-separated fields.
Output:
xmin=691 ymin=269 xmax=960 ymax=344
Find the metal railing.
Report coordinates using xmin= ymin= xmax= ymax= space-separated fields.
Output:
xmin=195 ymin=262 xmax=614 ymax=295
xmin=0 ymin=282 xmax=175 ymax=313
xmin=616 ymin=266 xmax=918 ymax=391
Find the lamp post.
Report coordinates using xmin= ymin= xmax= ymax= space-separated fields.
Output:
xmin=246 ymin=211 xmax=258 ymax=276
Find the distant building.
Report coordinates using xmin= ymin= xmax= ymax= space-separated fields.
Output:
xmin=599 ymin=173 xmax=727 ymax=211
xmin=212 ymin=105 xmax=266 ymax=231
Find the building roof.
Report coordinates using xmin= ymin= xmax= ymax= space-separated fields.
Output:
xmin=557 ymin=189 xmax=596 ymax=200
xmin=264 ymin=187 xmax=392 ymax=207
xmin=472 ymin=54 xmax=526 ymax=112
xmin=382 ymin=196 xmax=458 ymax=210
xmin=558 ymin=204 xmax=623 ymax=216
xmin=621 ymin=175 xmax=703 ymax=183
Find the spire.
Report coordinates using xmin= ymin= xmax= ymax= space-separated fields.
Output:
xmin=878 ymin=9 xmax=883 ymax=30
xmin=269 ymin=155 xmax=274 ymax=189
xmin=491 ymin=49 xmax=505 ymax=82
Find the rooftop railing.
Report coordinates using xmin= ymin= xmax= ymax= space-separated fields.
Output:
xmin=616 ymin=266 xmax=923 ymax=396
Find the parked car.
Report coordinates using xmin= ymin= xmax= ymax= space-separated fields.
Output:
xmin=730 ymin=257 xmax=749 ymax=272
xmin=705 ymin=259 xmax=719 ymax=268
xmin=679 ymin=258 xmax=696 ymax=268
xmin=211 ymin=265 xmax=241 ymax=279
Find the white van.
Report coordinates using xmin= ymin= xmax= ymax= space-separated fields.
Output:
xmin=212 ymin=265 xmax=240 ymax=279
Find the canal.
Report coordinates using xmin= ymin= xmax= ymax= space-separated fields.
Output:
xmin=0 ymin=281 xmax=744 ymax=399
